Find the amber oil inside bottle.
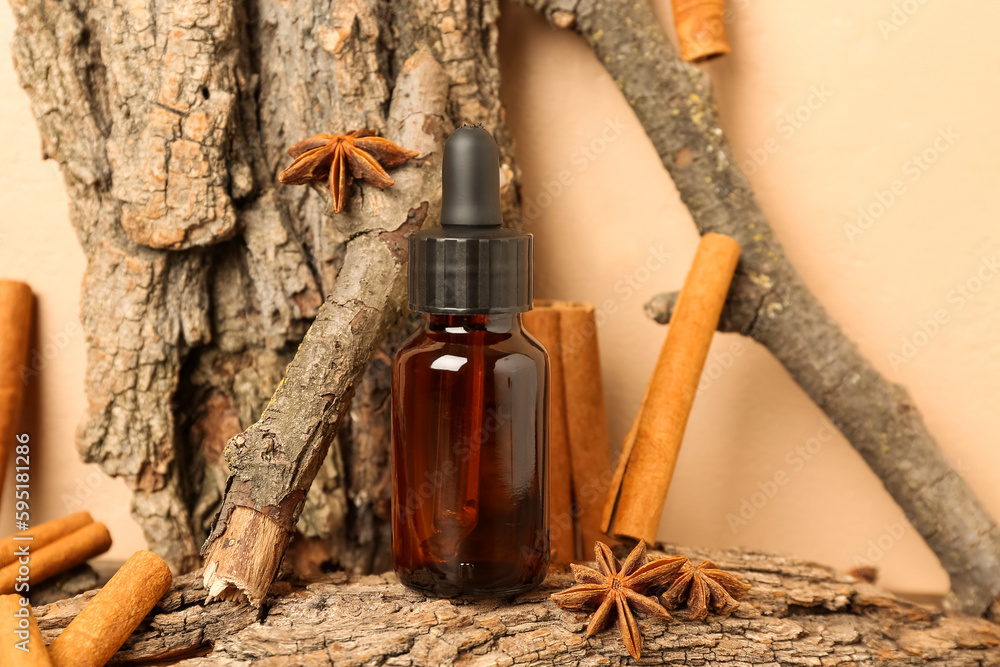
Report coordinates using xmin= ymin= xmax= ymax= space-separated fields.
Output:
xmin=392 ymin=312 xmax=549 ymax=597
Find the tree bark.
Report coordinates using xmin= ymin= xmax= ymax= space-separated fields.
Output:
xmin=8 ymin=0 xmax=518 ymax=577
xmin=12 ymin=0 xmax=999 ymax=623
xmin=200 ymin=0 xmax=527 ymax=604
xmin=522 ymin=0 xmax=1000 ymax=620
xmin=33 ymin=545 xmax=1000 ymax=665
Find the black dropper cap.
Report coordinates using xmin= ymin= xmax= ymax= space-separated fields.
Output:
xmin=408 ymin=126 xmax=532 ymax=314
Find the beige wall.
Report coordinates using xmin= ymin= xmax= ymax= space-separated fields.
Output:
xmin=2 ymin=0 xmax=998 ymax=595
xmin=0 ymin=6 xmax=146 ymax=557
xmin=498 ymin=0 xmax=1000 ymax=598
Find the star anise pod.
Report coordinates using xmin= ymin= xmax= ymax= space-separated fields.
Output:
xmin=278 ymin=130 xmax=419 ymax=213
xmin=660 ymin=559 xmax=751 ymax=621
xmin=551 ymin=541 xmax=686 ymax=660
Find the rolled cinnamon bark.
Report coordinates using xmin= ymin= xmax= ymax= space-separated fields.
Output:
xmin=602 ymin=234 xmax=741 ymax=544
xmin=0 ymin=280 xmax=33 ymax=508
xmin=47 ymin=550 xmax=172 ymax=667
xmin=524 ymin=300 xmax=613 ymax=560
xmin=672 ymin=0 xmax=731 ymax=62
xmin=0 ymin=522 xmax=112 ymax=594
xmin=0 ymin=594 xmax=52 ymax=666
xmin=522 ymin=306 xmax=574 ymax=562
xmin=0 ymin=512 xmax=94 ymax=569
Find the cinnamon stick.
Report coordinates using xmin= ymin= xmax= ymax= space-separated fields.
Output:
xmin=524 ymin=300 xmax=613 ymax=560
xmin=0 ymin=522 xmax=111 ymax=594
xmin=0 ymin=594 xmax=52 ymax=666
xmin=0 ymin=280 xmax=33 ymax=508
xmin=0 ymin=512 xmax=94 ymax=569
xmin=522 ymin=306 xmax=574 ymax=562
xmin=672 ymin=0 xmax=731 ymax=62
xmin=48 ymin=550 xmax=172 ymax=667
xmin=602 ymin=233 xmax=741 ymax=544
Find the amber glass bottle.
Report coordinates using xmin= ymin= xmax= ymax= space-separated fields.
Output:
xmin=392 ymin=126 xmax=549 ymax=597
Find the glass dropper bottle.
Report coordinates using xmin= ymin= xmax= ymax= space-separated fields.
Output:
xmin=391 ymin=126 xmax=550 ymax=597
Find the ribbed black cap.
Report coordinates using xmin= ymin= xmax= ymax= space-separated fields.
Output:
xmin=409 ymin=126 xmax=532 ymax=314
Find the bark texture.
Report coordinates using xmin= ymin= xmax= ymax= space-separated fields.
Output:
xmin=9 ymin=0 xmax=517 ymax=577
xmin=33 ymin=545 xmax=1000 ymax=666
xmin=200 ymin=0 xmax=524 ymax=604
xmin=523 ymin=0 xmax=1000 ymax=620
xmin=12 ymin=0 xmax=999 ymax=624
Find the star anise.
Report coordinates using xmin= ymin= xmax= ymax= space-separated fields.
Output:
xmin=278 ymin=130 xmax=419 ymax=213
xmin=551 ymin=541 xmax=686 ymax=660
xmin=660 ymin=559 xmax=751 ymax=621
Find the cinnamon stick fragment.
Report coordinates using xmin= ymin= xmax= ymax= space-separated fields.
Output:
xmin=0 ymin=280 xmax=33 ymax=508
xmin=523 ymin=305 xmax=574 ymax=561
xmin=0 ymin=512 xmax=94 ymax=569
xmin=602 ymin=234 xmax=741 ymax=544
xmin=672 ymin=0 xmax=731 ymax=62
xmin=0 ymin=594 xmax=52 ymax=666
xmin=48 ymin=550 xmax=172 ymax=667
xmin=524 ymin=300 xmax=613 ymax=560
xmin=0 ymin=522 xmax=111 ymax=594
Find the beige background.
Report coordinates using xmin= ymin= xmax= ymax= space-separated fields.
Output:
xmin=2 ymin=0 xmax=998 ymax=596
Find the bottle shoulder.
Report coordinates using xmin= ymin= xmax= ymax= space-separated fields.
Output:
xmin=395 ymin=327 xmax=547 ymax=368
xmin=520 ymin=327 xmax=550 ymax=361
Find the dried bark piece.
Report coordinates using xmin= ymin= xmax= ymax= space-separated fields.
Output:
xmin=25 ymin=546 xmax=1000 ymax=665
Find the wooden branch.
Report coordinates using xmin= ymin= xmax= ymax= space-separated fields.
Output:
xmin=201 ymin=51 xmax=449 ymax=605
xmin=523 ymin=0 xmax=1000 ymax=620
xmin=9 ymin=0 xmax=519 ymax=574
xmin=14 ymin=0 xmax=995 ymax=623
xmin=646 ymin=275 xmax=801 ymax=336
xmin=32 ymin=545 xmax=1000 ymax=665
xmin=202 ymin=0 xmax=525 ymax=601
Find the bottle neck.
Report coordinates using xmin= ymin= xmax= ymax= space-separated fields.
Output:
xmin=422 ymin=312 xmax=522 ymax=334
